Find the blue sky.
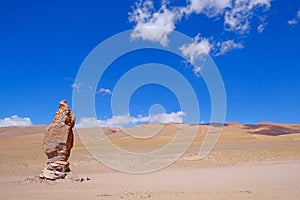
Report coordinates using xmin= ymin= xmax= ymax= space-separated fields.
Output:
xmin=0 ymin=0 xmax=300 ymax=127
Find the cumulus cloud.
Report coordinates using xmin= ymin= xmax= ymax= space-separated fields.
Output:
xmin=130 ymin=0 xmax=271 ymax=39
xmin=129 ymin=0 xmax=271 ymax=64
xmin=97 ymin=88 xmax=112 ymax=95
xmin=179 ymin=35 xmax=243 ymax=74
xmin=214 ymin=40 xmax=244 ymax=56
xmin=148 ymin=111 xmax=186 ymax=123
xmin=288 ymin=8 xmax=300 ymax=26
xmin=76 ymin=111 xmax=185 ymax=128
xmin=179 ymin=34 xmax=212 ymax=75
xmin=183 ymin=0 xmax=232 ymax=16
xmin=129 ymin=0 xmax=181 ymax=46
xmin=179 ymin=34 xmax=212 ymax=63
xmin=224 ymin=0 xmax=271 ymax=33
xmin=0 ymin=115 xmax=33 ymax=127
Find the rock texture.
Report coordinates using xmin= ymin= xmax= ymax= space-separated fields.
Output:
xmin=40 ymin=100 xmax=75 ymax=180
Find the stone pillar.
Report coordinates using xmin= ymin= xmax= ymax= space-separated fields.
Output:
xmin=40 ymin=100 xmax=75 ymax=180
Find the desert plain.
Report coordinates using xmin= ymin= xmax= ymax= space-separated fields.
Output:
xmin=0 ymin=122 xmax=300 ymax=199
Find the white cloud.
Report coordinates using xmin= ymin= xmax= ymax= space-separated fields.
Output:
xmin=76 ymin=111 xmax=186 ymax=128
xmin=257 ymin=24 xmax=264 ymax=33
xmin=224 ymin=0 xmax=271 ymax=34
xmin=0 ymin=115 xmax=32 ymax=127
xmin=179 ymin=34 xmax=212 ymax=64
xmin=129 ymin=0 xmax=271 ymax=46
xmin=97 ymin=88 xmax=112 ymax=95
xmin=71 ymin=82 xmax=82 ymax=92
xmin=184 ymin=0 xmax=232 ymax=16
xmin=129 ymin=0 xmax=272 ymax=76
xmin=179 ymin=36 xmax=243 ymax=74
xmin=179 ymin=34 xmax=212 ymax=75
xmin=129 ymin=0 xmax=181 ymax=46
xmin=288 ymin=19 xmax=298 ymax=25
xmin=192 ymin=66 xmax=203 ymax=77
xmin=214 ymin=40 xmax=244 ymax=56
xmin=75 ymin=117 xmax=98 ymax=128
xmin=130 ymin=0 xmax=271 ymax=42
xmin=129 ymin=0 xmax=232 ymax=46
xmin=288 ymin=8 xmax=300 ymax=26
xmin=148 ymin=111 xmax=186 ymax=123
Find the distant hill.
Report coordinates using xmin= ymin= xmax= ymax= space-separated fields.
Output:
xmin=0 ymin=125 xmax=47 ymax=138
xmin=0 ymin=122 xmax=300 ymax=139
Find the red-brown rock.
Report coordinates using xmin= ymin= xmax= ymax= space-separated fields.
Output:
xmin=40 ymin=100 xmax=75 ymax=180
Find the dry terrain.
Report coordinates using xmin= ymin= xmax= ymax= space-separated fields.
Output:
xmin=0 ymin=122 xmax=300 ymax=199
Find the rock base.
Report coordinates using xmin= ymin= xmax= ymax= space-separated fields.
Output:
xmin=39 ymin=160 xmax=70 ymax=180
xmin=26 ymin=172 xmax=90 ymax=183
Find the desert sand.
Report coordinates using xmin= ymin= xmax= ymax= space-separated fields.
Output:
xmin=0 ymin=122 xmax=300 ymax=199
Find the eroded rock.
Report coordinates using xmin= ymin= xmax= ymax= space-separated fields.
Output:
xmin=40 ymin=100 xmax=75 ymax=180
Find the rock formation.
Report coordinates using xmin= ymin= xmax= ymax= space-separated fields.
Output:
xmin=40 ymin=100 xmax=75 ymax=180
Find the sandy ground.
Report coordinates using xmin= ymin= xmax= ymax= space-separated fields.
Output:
xmin=0 ymin=122 xmax=300 ymax=199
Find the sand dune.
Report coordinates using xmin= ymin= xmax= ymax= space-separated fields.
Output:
xmin=0 ymin=122 xmax=300 ymax=199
